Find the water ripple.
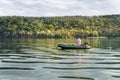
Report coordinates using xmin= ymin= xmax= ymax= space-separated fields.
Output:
xmin=44 ymin=66 xmax=120 ymax=70
xmin=59 ymin=76 xmax=94 ymax=80
xmin=0 ymin=67 xmax=34 ymax=70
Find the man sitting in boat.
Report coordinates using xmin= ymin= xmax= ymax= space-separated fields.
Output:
xmin=76 ymin=38 xmax=81 ymax=45
xmin=76 ymin=37 xmax=89 ymax=47
xmin=76 ymin=37 xmax=88 ymax=46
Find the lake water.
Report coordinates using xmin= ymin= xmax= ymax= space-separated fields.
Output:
xmin=0 ymin=38 xmax=120 ymax=80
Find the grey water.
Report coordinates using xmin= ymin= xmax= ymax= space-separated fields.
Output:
xmin=0 ymin=38 xmax=120 ymax=80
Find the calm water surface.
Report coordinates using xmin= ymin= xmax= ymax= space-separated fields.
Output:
xmin=0 ymin=38 xmax=120 ymax=80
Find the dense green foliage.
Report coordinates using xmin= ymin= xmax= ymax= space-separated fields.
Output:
xmin=0 ymin=15 xmax=120 ymax=38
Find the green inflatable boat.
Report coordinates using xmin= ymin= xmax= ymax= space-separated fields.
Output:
xmin=57 ymin=43 xmax=91 ymax=49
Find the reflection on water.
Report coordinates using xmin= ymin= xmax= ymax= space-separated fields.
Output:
xmin=0 ymin=38 xmax=120 ymax=80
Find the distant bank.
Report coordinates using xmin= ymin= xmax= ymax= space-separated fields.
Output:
xmin=0 ymin=14 xmax=120 ymax=39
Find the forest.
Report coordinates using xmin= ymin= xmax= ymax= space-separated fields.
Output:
xmin=0 ymin=14 xmax=120 ymax=38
